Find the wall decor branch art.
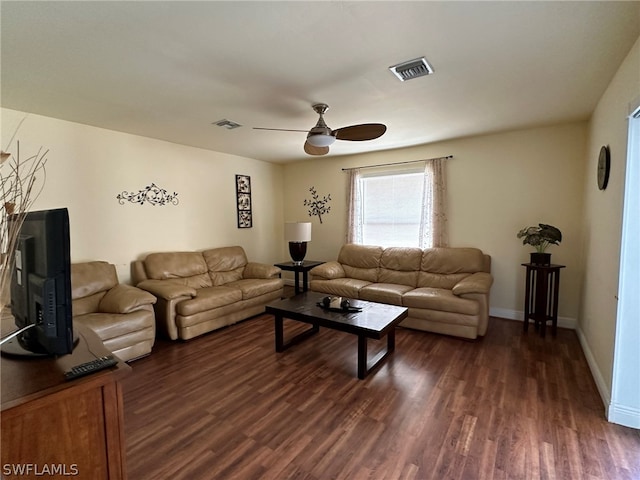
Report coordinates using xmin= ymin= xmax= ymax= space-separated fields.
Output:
xmin=303 ymin=186 xmax=331 ymax=224
xmin=235 ymin=174 xmax=252 ymax=228
xmin=117 ymin=183 xmax=179 ymax=206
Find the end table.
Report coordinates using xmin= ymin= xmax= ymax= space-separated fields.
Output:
xmin=274 ymin=260 xmax=324 ymax=295
xmin=522 ymin=263 xmax=565 ymax=337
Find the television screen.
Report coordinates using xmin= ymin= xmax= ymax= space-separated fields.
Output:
xmin=1 ymin=208 xmax=73 ymax=356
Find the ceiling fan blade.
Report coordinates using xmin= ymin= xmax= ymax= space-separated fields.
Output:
xmin=334 ymin=123 xmax=387 ymax=141
xmin=253 ymin=127 xmax=310 ymax=133
xmin=304 ymin=141 xmax=329 ymax=156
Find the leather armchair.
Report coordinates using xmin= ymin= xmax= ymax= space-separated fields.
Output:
xmin=71 ymin=261 xmax=157 ymax=362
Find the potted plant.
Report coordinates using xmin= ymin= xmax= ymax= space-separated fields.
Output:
xmin=516 ymin=223 xmax=562 ymax=265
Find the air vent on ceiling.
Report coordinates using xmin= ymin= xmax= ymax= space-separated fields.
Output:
xmin=213 ymin=119 xmax=242 ymax=129
xmin=389 ymin=57 xmax=434 ymax=81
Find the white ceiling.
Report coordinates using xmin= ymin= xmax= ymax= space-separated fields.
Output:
xmin=2 ymin=1 xmax=639 ymax=164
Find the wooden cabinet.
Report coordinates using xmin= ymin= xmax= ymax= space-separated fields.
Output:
xmin=1 ymin=323 xmax=130 ymax=479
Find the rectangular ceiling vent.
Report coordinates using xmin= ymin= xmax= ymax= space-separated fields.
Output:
xmin=389 ymin=57 xmax=434 ymax=82
xmin=213 ymin=119 xmax=242 ymax=129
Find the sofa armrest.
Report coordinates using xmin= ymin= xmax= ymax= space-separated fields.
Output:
xmin=243 ymin=262 xmax=281 ymax=279
xmin=452 ymin=272 xmax=494 ymax=296
xmin=309 ymin=261 xmax=345 ymax=280
xmin=136 ymin=279 xmax=197 ymax=300
xmin=98 ymin=284 xmax=157 ymax=314
xmin=131 ymin=260 xmax=149 ymax=285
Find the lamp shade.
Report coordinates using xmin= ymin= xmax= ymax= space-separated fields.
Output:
xmin=306 ymin=134 xmax=336 ymax=147
xmin=285 ymin=222 xmax=312 ymax=242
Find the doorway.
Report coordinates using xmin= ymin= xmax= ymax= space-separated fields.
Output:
xmin=609 ymin=107 xmax=640 ymax=428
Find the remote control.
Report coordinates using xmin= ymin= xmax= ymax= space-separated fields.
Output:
xmin=64 ymin=355 xmax=118 ymax=380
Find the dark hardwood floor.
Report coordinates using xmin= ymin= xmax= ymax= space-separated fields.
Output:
xmin=122 ymin=311 xmax=640 ymax=480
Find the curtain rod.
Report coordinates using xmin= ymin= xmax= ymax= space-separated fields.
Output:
xmin=341 ymin=155 xmax=453 ymax=171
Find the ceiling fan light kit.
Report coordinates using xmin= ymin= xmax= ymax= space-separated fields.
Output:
xmin=254 ymin=102 xmax=387 ymax=156
xmin=306 ymin=133 xmax=336 ymax=147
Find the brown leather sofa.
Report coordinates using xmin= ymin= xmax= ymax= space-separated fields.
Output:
xmin=309 ymin=244 xmax=493 ymax=339
xmin=71 ymin=261 xmax=157 ymax=361
xmin=131 ymin=246 xmax=283 ymax=340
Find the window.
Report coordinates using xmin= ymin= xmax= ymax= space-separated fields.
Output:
xmin=347 ymin=159 xmax=447 ymax=248
xmin=360 ymin=168 xmax=424 ymax=247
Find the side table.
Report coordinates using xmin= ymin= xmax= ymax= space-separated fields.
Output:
xmin=274 ymin=260 xmax=324 ymax=295
xmin=522 ymin=263 xmax=565 ymax=337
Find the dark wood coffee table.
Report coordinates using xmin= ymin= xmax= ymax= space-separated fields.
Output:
xmin=265 ymin=292 xmax=408 ymax=379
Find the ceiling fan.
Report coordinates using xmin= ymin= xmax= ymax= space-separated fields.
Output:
xmin=254 ymin=103 xmax=387 ymax=156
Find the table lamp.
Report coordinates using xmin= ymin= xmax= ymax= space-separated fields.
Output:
xmin=285 ymin=222 xmax=312 ymax=265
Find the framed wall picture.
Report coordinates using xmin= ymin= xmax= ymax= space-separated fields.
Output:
xmin=235 ymin=175 xmax=252 ymax=228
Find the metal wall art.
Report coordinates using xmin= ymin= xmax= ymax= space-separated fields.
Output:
xmin=117 ymin=183 xmax=179 ymax=206
xmin=304 ymin=186 xmax=331 ymax=224
xmin=235 ymin=174 xmax=252 ymax=228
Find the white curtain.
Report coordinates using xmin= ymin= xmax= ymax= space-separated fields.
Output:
xmin=346 ymin=168 xmax=362 ymax=244
xmin=420 ymin=158 xmax=448 ymax=248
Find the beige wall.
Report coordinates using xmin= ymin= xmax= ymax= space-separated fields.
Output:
xmin=579 ymin=35 xmax=640 ymax=398
xmin=1 ymin=108 xmax=284 ymax=284
xmin=1 ymin=108 xmax=591 ymax=325
xmin=283 ymin=122 xmax=588 ymax=322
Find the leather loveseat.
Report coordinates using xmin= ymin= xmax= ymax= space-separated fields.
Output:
xmin=131 ymin=246 xmax=283 ymax=340
xmin=309 ymin=244 xmax=493 ymax=339
xmin=71 ymin=261 xmax=157 ymax=361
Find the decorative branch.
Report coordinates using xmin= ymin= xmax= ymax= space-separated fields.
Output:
xmin=303 ymin=186 xmax=331 ymax=224
xmin=117 ymin=183 xmax=179 ymax=206
xmin=1 ymin=132 xmax=49 ymax=308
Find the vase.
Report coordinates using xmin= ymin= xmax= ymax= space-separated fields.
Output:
xmin=530 ymin=252 xmax=551 ymax=265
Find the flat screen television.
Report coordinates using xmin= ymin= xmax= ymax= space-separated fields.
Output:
xmin=1 ymin=208 xmax=74 ymax=357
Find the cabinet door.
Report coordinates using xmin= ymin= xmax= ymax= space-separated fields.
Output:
xmin=1 ymin=382 xmax=126 ymax=479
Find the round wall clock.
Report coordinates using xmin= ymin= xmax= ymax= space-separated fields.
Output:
xmin=597 ymin=145 xmax=610 ymax=190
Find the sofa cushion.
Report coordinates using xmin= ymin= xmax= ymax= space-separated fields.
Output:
xmin=176 ymin=286 xmax=242 ymax=316
xmin=417 ymin=272 xmax=471 ymax=290
xmin=243 ymin=262 xmax=281 ymax=279
xmin=144 ymin=252 xmax=212 ymax=289
xmin=417 ymin=248 xmax=486 ymax=289
xmin=378 ymin=247 xmax=422 ymax=287
xmin=309 ymin=261 xmax=345 ymax=280
xmin=72 ymin=292 xmax=106 ymax=317
xmin=99 ymin=284 xmax=156 ymax=314
xmin=309 ymin=278 xmax=371 ymax=298
xmin=403 ymin=287 xmax=480 ymax=315
xmin=226 ymin=278 xmax=283 ymax=300
xmin=203 ymin=246 xmax=247 ymax=285
xmin=337 ymin=244 xmax=383 ymax=282
xmin=420 ymin=248 xmax=486 ymax=274
xmin=451 ymin=272 xmax=494 ymax=295
xmin=74 ymin=310 xmax=154 ymax=341
xmin=71 ymin=261 xmax=118 ymax=300
xmin=359 ymin=283 xmax=414 ymax=306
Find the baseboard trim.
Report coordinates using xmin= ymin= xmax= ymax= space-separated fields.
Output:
xmin=489 ymin=307 xmax=576 ymax=330
xmin=607 ymin=402 xmax=640 ymax=429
